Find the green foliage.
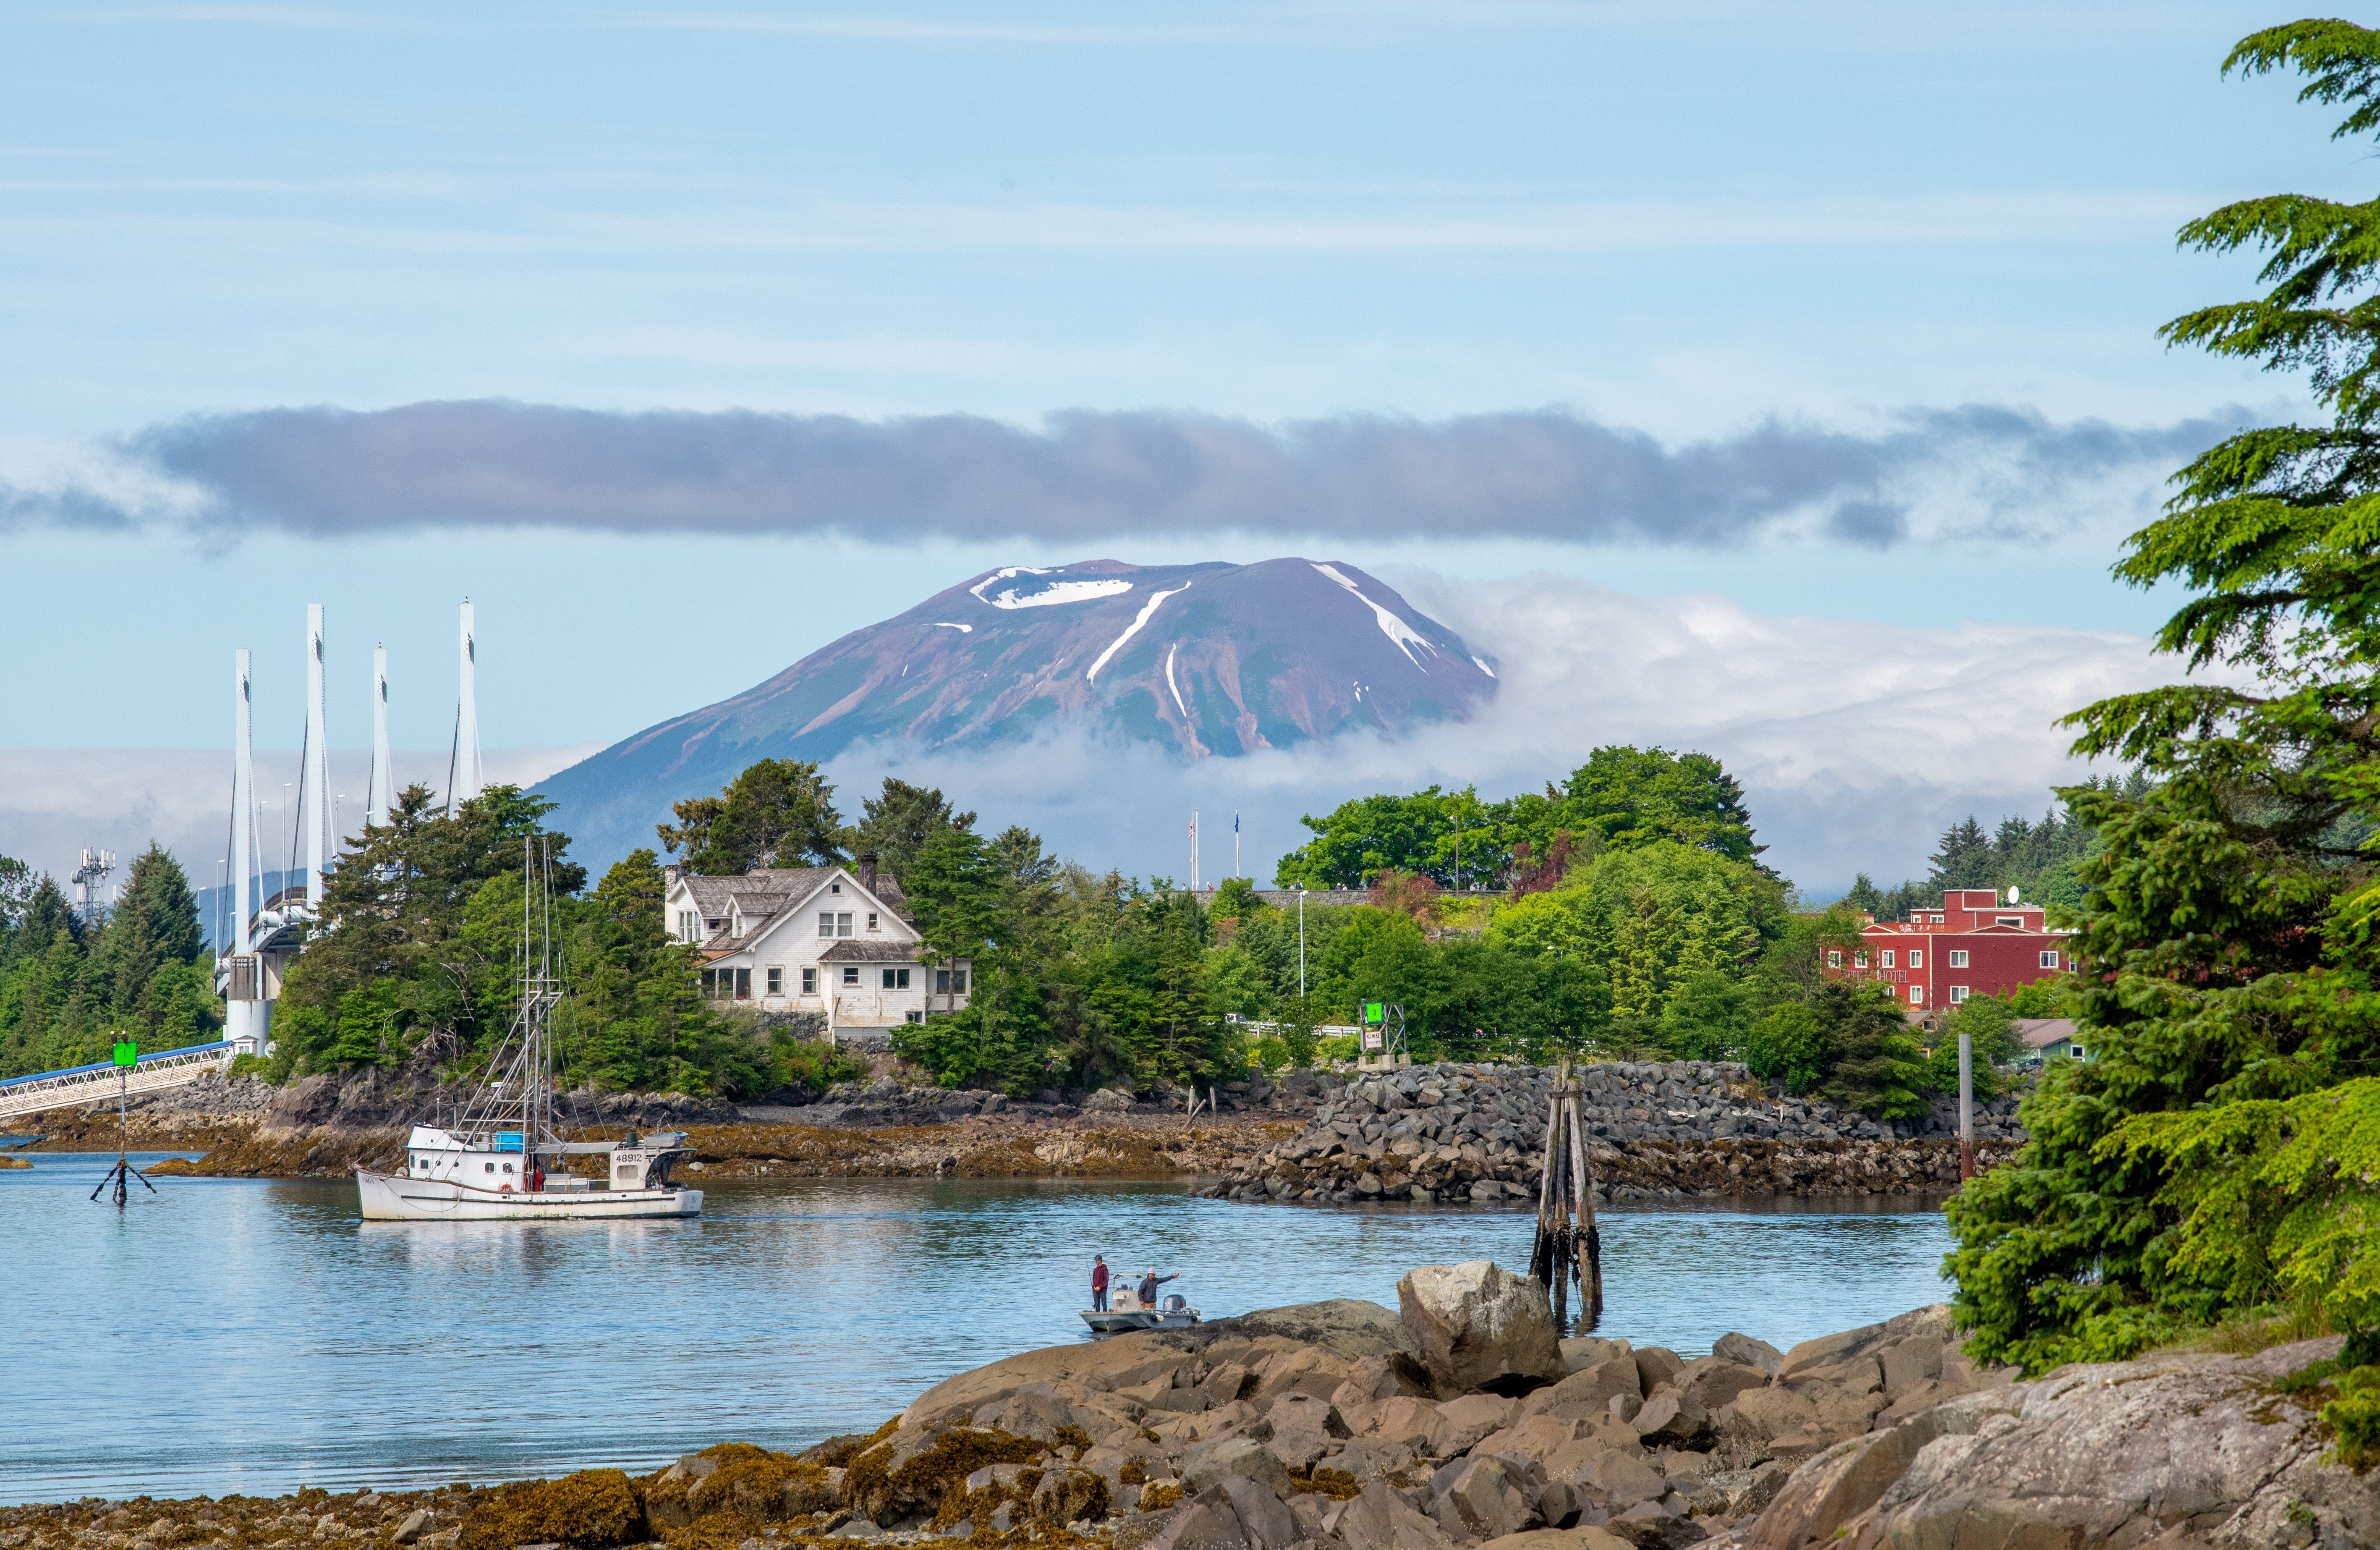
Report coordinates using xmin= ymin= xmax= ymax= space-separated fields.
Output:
xmin=1744 ymin=1003 xmax=1826 ymax=1093
xmin=1814 ymin=981 xmax=1929 ymax=1119
xmin=1947 ymin=20 xmax=2380 ymax=1375
xmin=848 ymin=778 xmax=976 ymax=882
xmin=1658 ymin=969 xmax=1752 ymax=1061
xmin=1274 ymin=746 xmax=1760 ymax=890
xmin=1852 ymin=782 xmax=2145 ymax=920
xmin=658 ymin=758 xmax=844 ymax=875
xmin=1211 ymin=876 xmax=1260 ymax=919
xmin=0 ymin=843 xmax=220 ymax=1078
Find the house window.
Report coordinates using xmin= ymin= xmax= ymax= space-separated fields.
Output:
xmin=830 ymin=882 xmax=841 ymax=894
xmin=766 ymin=966 xmax=784 ymax=996
xmin=936 ymin=968 xmax=951 ymax=994
xmin=1853 ymin=952 xmax=1868 ymax=969
xmin=1908 ymin=950 xmax=1922 ymax=968
xmin=706 ymin=918 xmax=724 ymax=934
xmin=1948 ymin=950 xmax=1969 ymax=968
xmin=1950 ymin=986 xmax=1969 ymax=1004
xmin=2039 ymin=950 xmax=2059 ymax=969
xmin=2072 ymin=1045 xmax=2086 ymax=1059
xmin=818 ymin=912 xmax=834 ymax=937
xmin=1881 ymin=984 xmax=1897 ymax=998
xmin=1880 ymin=950 xmax=1895 ymax=969
xmin=867 ymin=911 xmax=879 ymax=931
xmin=700 ymin=968 xmax=716 ymax=998
xmin=1996 ymin=916 xmax=2023 ymax=927
xmin=801 ymin=967 xmax=817 ymax=995
xmin=678 ymin=910 xmax=700 ymax=941
xmin=1826 ymin=950 xmax=1842 ymax=969
xmin=882 ymin=967 xmax=911 ymax=990
xmin=905 ymin=1010 xmax=923 ymax=1024
xmin=951 ymin=969 xmax=967 ymax=995
xmin=838 ymin=912 xmax=853 ymax=937
xmin=734 ymin=968 xmax=751 ymax=1000
xmin=1909 ymin=987 xmax=1924 ymax=1006
xmin=841 ymin=966 xmax=860 ymax=986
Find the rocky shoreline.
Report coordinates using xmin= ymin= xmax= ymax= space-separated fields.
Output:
xmin=6 ymin=1261 xmax=2369 ymax=1550
xmin=24 ymin=1060 xmax=2026 ymax=1202
xmin=1203 ymin=1063 xmax=2022 ymax=1204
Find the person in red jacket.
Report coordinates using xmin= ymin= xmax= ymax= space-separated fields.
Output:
xmin=1091 ymin=1255 xmax=1110 ymax=1311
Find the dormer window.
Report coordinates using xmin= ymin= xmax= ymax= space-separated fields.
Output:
xmin=831 ymin=882 xmax=842 ymax=894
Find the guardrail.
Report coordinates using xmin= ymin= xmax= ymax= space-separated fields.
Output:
xmin=0 ymin=1041 xmax=238 ymax=1122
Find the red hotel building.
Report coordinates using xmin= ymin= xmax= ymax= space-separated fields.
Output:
xmin=1828 ymin=889 xmax=2073 ymax=1013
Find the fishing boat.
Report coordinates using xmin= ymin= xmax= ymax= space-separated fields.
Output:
xmin=1083 ymin=1279 xmax=1200 ymax=1333
xmin=355 ymin=839 xmax=704 ymax=1223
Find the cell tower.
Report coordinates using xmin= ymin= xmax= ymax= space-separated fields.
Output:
xmin=70 ymin=847 xmax=116 ymax=924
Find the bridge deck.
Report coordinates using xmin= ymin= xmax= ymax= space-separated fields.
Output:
xmin=0 ymin=1041 xmax=238 ymax=1122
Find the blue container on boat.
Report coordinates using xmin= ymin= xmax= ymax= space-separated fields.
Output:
xmin=494 ymin=1132 xmax=524 ymax=1152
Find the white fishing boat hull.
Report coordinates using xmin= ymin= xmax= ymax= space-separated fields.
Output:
xmin=355 ymin=1167 xmax=703 ymax=1221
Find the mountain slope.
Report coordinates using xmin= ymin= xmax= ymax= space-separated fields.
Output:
xmin=536 ymin=557 xmax=1496 ymax=868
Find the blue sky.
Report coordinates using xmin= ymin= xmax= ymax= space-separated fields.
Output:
xmin=0 ymin=0 xmax=2342 ymax=885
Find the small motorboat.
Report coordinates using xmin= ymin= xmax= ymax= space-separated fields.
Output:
xmin=1084 ymin=1284 xmax=1200 ymax=1333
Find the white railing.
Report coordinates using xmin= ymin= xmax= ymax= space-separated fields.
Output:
xmin=0 ymin=1041 xmax=236 ymax=1122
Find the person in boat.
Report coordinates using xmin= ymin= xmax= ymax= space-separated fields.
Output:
xmin=1138 ymin=1268 xmax=1178 ymax=1307
xmin=1092 ymin=1255 xmax=1109 ymax=1312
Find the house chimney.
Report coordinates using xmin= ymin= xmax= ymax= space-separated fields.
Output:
xmin=859 ymin=851 xmax=879 ymax=893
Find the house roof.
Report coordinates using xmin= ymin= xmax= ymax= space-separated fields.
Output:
xmin=819 ymin=940 xmax=923 ymax=963
xmin=2012 ymin=1017 xmax=2077 ymax=1049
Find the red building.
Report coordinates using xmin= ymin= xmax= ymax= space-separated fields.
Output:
xmin=1827 ymin=888 xmax=2072 ymax=1013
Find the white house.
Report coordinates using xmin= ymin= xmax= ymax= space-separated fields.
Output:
xmin=662 ymin=854 xmax=971 ymax=1036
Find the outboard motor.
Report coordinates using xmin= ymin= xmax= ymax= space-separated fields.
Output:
xmin=1163 ymin=1294 xmax=1186 ymax=1313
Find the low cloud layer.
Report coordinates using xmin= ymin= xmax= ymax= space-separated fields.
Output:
xmin=0 ymin=400 xmax=2247 ymax=550
xmin=1 ymin=576 xmax=2196 ymax=895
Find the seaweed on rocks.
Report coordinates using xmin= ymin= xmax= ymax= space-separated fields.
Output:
xmin=455 ymin=1470 xmax=642 ymax=1550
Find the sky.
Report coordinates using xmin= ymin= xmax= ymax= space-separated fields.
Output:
xmin=0 ymin=0 xmax=2342 ymax=892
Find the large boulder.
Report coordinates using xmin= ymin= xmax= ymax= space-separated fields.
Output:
xmin=1742 ymin=1337 xmax=2380 ymax=1550
xmin=1398 ymin=1261 xmax=1566 ymax=1398
xmin=902 ymin=1298 xmax=1412 ymax=1426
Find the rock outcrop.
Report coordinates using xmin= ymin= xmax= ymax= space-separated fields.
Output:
xmin=1208 ymin=1063 xmax=2023 ymax=1204
xmin=1398 ymin=1261 xmax=1567 ymax=1398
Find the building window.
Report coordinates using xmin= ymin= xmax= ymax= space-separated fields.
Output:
xmin=1880 ymin=950 xmax=1895 ymax=969
xmin=905 ymin=1010 xmax=923 ymax=1024
xmin=1853 ymin=952 xmax=1868 ymax=969
xmin=881 ymin=967 xmax=911 ymax=990
xmin=706 ymin=918 xmax=724 ymax=934
xmin=841 ymin=966 xmax=860 ymax=986
xmin=1909 ymin=987 xmax=1924 ymax=1005
xmin=2039 ymin=950 xmax=2059 ymax=969
xmin=1908 ymin=950 xmax=1922 ymax=968
xmin=838 ymin=912 xmax=853 ymax=937
xmin=830 ymin=881 xmax=841 ymax=894
xmin=1948 ymin=950 xmax=1969 ymax=968
xmin=1996 ymin=916 xmax=2023 ymax=927
xmin=766 ymin=966 xmax=783 ymax=996
xmin=936 ymin=968 xmax=951 ymax=994
xmin=818 ymin=912 xmax=834 ymax=937
xmin=700 ymin=968 xmax=716 ymax=998
xmin=801 ymin=967 xmax=817 ymax=995
xmin=2072 ymin=1045 xmax=2086 ymax=1059
xmin=952 ymin=969 xmax=968 ymax=995
xmin=1949 ymin=986 xmax=1969 ymax=1004
xmin=1826 ymin=950 xmax=1843 ymax=969
xmin=678 ymin=910 xmax=699 ymax=941
xmin=1881 ymin=984 xmax=1897 ymax=998
xmin=867 ymin=911 xmax=879 ymax=931
xmin=734 ymin=968 xmax=751 ymax=1000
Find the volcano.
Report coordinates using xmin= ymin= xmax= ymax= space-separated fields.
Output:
xmin=536 ymin=557 xmax=1496 ymax=868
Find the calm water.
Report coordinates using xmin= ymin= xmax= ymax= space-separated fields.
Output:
xmin=0 ymin=1152 xmax=1951 ymax=1504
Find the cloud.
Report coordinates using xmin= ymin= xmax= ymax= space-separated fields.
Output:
xmin=798 ymin=572 xmax=2194 ymax=894
xmin=2 ymin=399 xmax=2244 ymax=551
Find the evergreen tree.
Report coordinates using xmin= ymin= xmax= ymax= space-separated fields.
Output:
xmin=1948 ymin=18 xmax=2380 ymax=1372
xmin=1927 ymin=816 xmax=1995 ymax=889
xmin=1815 ymin=981 xmax=1928 ymax=1118
xmin=657 ymin=759 xmax=844 ymax=875
xmin=848 ymin=778 xmax=976 ymax=880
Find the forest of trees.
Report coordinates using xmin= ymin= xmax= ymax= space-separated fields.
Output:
xmin=0 ymin=845 xmax=221 ymax=1078
xmin=0 ymin=743 xmax=2071 ymax=1115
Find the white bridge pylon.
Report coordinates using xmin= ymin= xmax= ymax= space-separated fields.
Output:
xmin=214 ymin=600 xmax=482 ymax=1058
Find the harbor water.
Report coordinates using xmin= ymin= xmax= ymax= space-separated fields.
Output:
xmin=1 ymin=1152 xmax=1953 ymax=1503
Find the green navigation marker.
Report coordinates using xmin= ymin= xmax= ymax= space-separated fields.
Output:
xmin=112 ymin=1039 xmax=139 ymax=1067
xmin=1364 ymin=1003 xmax=1384 ymax=1024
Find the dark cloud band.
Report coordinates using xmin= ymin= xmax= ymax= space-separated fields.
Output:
xmin=27 ymin=399 xmax=2250 ymax=547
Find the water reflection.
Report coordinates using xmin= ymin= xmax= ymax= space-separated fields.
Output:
xmin=1 ymin=1152 xmax=1950 ymax=1503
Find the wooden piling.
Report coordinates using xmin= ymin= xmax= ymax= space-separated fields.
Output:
xmin=1530 ymin=1056 xmax=1602 ymax=1328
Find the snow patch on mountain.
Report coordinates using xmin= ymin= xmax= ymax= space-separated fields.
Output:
xmin=1314 ymin=562 xmax=1436 ymax=667
xmin=971 ymin=566 xmax=1135 ymax=610
xmin=1085 ymin=581 xmax=1193 ymax=682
